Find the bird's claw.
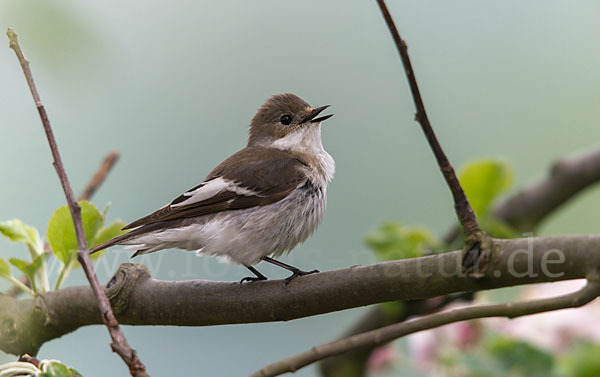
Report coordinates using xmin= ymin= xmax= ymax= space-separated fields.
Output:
xmin=284 ymin=269 xmax=319 ymax=285
xmin=240 ymin=276 xmax=267 ymax=284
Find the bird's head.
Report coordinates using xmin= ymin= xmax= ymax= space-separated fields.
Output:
xmin=247 ymin=93 xmax=333 ymax=152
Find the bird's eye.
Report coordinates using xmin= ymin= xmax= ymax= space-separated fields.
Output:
xmin=280 ymin=115 xmax=293 ymax=125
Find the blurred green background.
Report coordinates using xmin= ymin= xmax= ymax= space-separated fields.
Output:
xmin=1 ymin=1 xmax=600 ymax=376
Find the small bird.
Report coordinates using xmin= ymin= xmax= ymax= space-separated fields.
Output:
xmin=91 ymin=93 xmax=334 ymax=283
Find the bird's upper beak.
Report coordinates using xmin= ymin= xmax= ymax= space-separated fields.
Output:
xmin=301 ymin=105 xmax=333 ymax=124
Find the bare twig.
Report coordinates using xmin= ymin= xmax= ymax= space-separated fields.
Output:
xmin=252 ymin=276 xmax=600 ymax=377
xmin=7 ymin=28 xmax=148 ymax=377
xmin=320 ymin=3 xmax=600 ymax=374
xmin=319 ymin=293 xmax=472 ymax=377
xmin=375 ymin=0 xmax=479 ymax=237
xmin=321 ymin=146 xmax=600 ymax=377
xmin=78 ymin=150 xmax=120 ymax=201
xmin=5 ymin=151 xmax=121 ymax=298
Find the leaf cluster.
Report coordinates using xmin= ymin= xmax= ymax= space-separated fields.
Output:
xmin=0 ymin=200 xmax=126 ymax=295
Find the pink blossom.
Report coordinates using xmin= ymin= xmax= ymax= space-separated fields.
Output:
xmin=367 ymin=344 xmax=398 ymax=373
xmin=485 ymin=279 xmax=600 ymax=352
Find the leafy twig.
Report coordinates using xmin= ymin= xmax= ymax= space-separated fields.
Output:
xmin=251 ymin=276 xmax=600 ymax=377
xmin=6 ymin=28 xmax=148 ymax=377
xmin=53 ymin=261 xmax=73 ymax=291
xmin=5 ymin=274 xmax=34 ymax=297
xmin=5 ymin=150 xmax=121 ymax=297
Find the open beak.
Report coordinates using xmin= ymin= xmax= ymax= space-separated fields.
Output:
xmin=301 ymin=105 xmax=333 ymax=124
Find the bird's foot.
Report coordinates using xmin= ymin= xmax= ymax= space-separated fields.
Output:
xmin=284 ymin=268 xmax=319 ymax=285
xmin=240 ymin=275 xmax=268 ymax=284
xmin=240 ymin=265 xmax=268 ymax=284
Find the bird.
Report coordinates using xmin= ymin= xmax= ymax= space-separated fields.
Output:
xmin=90 ymin=93 xmax=334 ymax=283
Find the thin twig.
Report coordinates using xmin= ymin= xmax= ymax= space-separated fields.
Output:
xmin=322 ymin=144 xmax=600 ymax=376
xmin=375 ymin=0 xmax=479 ymax=236
xmin=78 ymin=150 xmax=120 ymax=201
xmin=252 ymin=277 xmax=600 ymax=377
xmin=5 ymin=151 xmax=121 ymax=298
xmin=7 ymin=28 xmax=148 ymax=377
xmin=319 ymin=293 xmax=473 ymax=377
xmin=321 ymin=2 xmax=592 ymax=374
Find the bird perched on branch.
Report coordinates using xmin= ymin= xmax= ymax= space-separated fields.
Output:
xmin=91 ymin=93 xmax=334 ymax=283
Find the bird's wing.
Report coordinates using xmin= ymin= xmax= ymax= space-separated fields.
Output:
xmin=122 ymin=147 xmax=309 ymax=230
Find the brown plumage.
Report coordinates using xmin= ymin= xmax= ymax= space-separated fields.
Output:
xmin=123 ymin=147 xmax=308 ymax=229
xmin=88 ymin=93 xmax=334 ymax=283
xmin=90 ymin=146 xmax=310 ymax=254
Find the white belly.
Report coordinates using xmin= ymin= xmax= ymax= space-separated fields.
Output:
xmin=125 ymin=181 xmax=327 ymax=265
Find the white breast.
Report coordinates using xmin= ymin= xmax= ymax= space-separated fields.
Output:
xmin=271 ymin=123 xmax=335 ymax=185
xmin=124 ymin=123 xmax=335 ymax=266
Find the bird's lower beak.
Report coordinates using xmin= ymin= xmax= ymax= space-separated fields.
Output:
xmin=302 ymin=105 xmax=333 ymax=124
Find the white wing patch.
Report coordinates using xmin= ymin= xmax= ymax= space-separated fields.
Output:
xmin=171 ymin=177 xmax=257 ymax=208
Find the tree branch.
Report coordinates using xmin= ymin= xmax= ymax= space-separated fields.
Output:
xmin=375 ymin=0 xmax=480 ymax=238
xmin=1 ymin=235 xmax=599 ymax=356
xmin=253 ymin=274 xmax=600 ymax=377
xmin=318 ymin=293 xmax=473 ymax=377
xmin=494 ymin=146 xmax=600 ymax=231
xmin=322 ymin=3 xmax=600 ymax=373
xmin=78 ymin=150 xmax=120 ymax=202
xmin=441 ymin=145 xmax=600 ymax=245
xmin=321 ymin=144 xmax=600 ymax=377
xmin=5 ymin=151 xmax=121 ymax=298
xmin=6 ymin=29 xmax=147 ymax=377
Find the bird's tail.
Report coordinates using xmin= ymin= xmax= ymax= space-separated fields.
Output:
xmin=89 ymin=230 xmax=137 ymax=255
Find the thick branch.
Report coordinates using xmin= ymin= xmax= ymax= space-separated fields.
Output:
xmin=0 ymin=235 xmax=598 ymax=356
xmin=321 ymin=2 xmax=600 ymax=375
xmin=322 ymin=144 xmax=600 ymax=377
xmin=494 ymin=146 xmax=600 ymax=231
xmin=7 ymin=29 xmax=147 ymax=377
xmin=375 ymin=0 xmax=479 ymax=237
xmin=253 ymin=276 xmax=600 ymax=377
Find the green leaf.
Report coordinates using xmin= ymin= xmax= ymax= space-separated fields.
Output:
xmin=40 ymin=360 xmax=73 ymax=377
xmin=486 ymin=335 xmax=553 ymax=377
xmin=479 ymin=216 xmax=519 ymax=239
xmin=380 ymin=301 xmax=405 ymax=318
xmin=0 ymin=219 xmax=34 ymax=243
xmin=88 ymin=219 xmax=127 ymax=261
xmin=101 ymin=202 xmax=112 ymax=218
xmin=8 ymin=255 xmax=45 ymax=290
xmin=8 ymin=257 xmax=30 ymax=273
xmin=459 ymin=353 xmax=504 ymax=377
xmin=91 ymin=220 xmax=127 ymax=248
xmin=9 ymin=257 xmax=37 ymax=291
xmin=0 ymin=219 xmax=44 ymax=255
xmin=47 ymin=201 xmax=104 ymax=265
xmin=366 ymin=221 xmax=439 ymax=261
xmin=68 ymin=367 xmax=83 ymax=377
xmin=556 ymin=341 xmax=600 ymax=377
xmin=0 ymin=258 xmax=34 ymax=296
xmin=0 ymin=258 xmax=11 ymax=278
xmin=458 ymin=158 xmax=513 ymax=216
